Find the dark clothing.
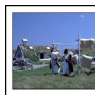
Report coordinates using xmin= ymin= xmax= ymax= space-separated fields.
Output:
xmin=68 ymin=62 xmax=73 ymax=73
xmin=68 ymin=54 xmax=73 ymax=73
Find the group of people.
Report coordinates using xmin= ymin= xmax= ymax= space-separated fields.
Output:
xmin=50 ymin=48 xmax=74 ymax=76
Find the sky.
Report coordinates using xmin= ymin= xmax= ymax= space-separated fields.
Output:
xmin=12 ymin=12 xmax=95 ymax=51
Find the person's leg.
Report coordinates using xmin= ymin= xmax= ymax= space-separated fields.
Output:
xmin=51 ymin=64 xmax=58 ymax=75
xmin=69 ymin=62 xmax=74 ymax=74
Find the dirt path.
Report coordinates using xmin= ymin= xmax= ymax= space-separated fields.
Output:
xmin=13 ymin=64 xmax=49 ymax=70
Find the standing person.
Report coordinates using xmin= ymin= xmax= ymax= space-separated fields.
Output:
xmin=50 ymin=48 xmax=59 ymax=75
xmin=68 ymin=54 xmax=74 ymax=74
xmin=61 ymin=49 xmax=69 ymax=76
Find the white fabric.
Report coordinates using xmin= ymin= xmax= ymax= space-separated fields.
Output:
xmin=22 ymin=38 xmax=28 ymax=42
xmin=68 ymin=51 xmax=73 ymax=55
xmin=52 ymin=51 xmax=59 ymax=55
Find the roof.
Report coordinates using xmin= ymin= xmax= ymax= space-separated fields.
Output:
xmin=82 ymin=54 xmax=93 ymax=60
xmin=22 ymin=38 xmax=28 ymax=42
xmin=80 ymin=38 xmax=95 ymax=41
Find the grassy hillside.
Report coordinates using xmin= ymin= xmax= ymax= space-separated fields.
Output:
xmin=13 ymin=66 xmax=95 ymax=89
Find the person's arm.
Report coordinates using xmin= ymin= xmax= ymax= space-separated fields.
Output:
xmin=68 ymin=55 xmax=73 ymax=63
xmin=55 ymin=56 xmax=60 ymax=68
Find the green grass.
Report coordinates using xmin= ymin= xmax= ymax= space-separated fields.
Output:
xmin=13 ymin=66 xmax=95 ymax=89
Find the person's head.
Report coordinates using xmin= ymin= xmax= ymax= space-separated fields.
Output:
xmin=64 ymin=49 xmax=68 ymax=54
xmin=68 ymin=54 xmax=72 ymax=60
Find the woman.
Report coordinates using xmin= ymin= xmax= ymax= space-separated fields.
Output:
xmin=61 ymin=49 xmax=69 ymax=76
xmin=50 ymin=48 xmax=59 ymax=75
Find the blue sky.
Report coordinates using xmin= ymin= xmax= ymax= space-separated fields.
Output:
xmin=12 ymin=12 xmax=95 ymax=50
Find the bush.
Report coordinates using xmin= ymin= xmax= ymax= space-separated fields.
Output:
xmin=24 ymin=49 xmax=39 ymax=63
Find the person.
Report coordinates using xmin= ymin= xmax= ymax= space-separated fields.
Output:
xmin=68 ymin=54 xmax=74 ymax=74
xmin=61 ymin=49 xmax=69 ymax=76
xmin=50 ymin=48 xmax=59 ymax=75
